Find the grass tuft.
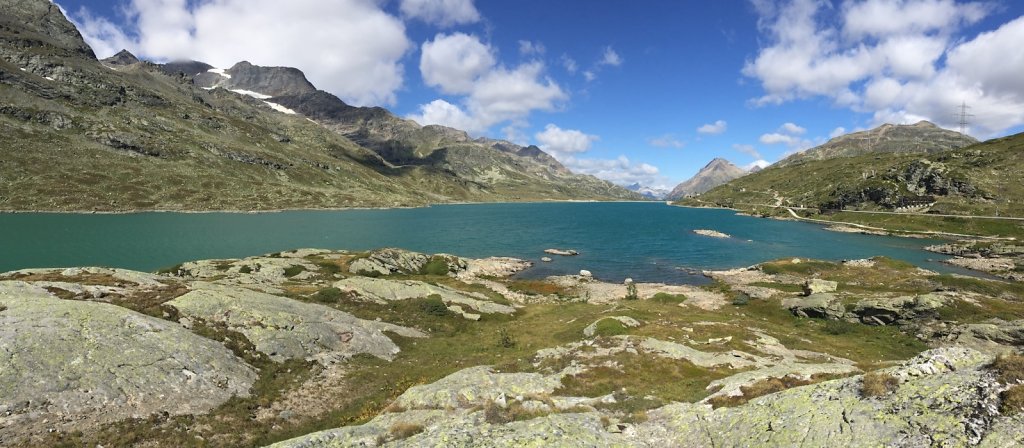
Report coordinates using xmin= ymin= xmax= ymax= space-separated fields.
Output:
xmin=861 ymin=371 xmax=899 ymax=398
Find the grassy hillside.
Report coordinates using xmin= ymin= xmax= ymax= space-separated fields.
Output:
xmin=0 ymin=1 xmax=638 ymax=212
xmin=681 ymin=132 xmax=1024 ymax=238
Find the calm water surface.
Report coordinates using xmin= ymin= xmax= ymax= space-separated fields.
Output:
xmin=0 ymin=202 xmax=957 ymax=284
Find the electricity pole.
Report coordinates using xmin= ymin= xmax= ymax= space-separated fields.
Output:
xmin=955 ymin=101 xmax=974 ymax=147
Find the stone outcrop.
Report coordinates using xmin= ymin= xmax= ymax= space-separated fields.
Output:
xmin=782 ymin=293 xmax=846 ymax=319
xmin=0 ymin=282 xmax=256 ymax=443
xmin=334 ymin=276 xmax=515 ymax=315
xmin=693 ymin=229 xmax=731 ymax=239
xmin=348 ymin=248 xmax=465 ymax=276
xmin=853 ymin=293 xmax=947 ymax=325
xmin=270 ymin=347 xmax=1018 ymax=448
xmin=168 ymin=283 xmax=425 ymax=364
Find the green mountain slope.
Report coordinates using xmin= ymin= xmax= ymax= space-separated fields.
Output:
xmin=0 ymin=0 xmax=638 ymax=212
xmin=776 ymin=121 xmax=977 ymax=168
xmin=681 ymin=131 xmax=1024 ymax=238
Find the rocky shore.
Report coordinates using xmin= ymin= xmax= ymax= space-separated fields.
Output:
xmin=2 ymin=248 xmax=1023 ymax=447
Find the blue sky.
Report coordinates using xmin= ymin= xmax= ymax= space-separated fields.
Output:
xmin=56 ymin=0 xmax=1024 ymax=189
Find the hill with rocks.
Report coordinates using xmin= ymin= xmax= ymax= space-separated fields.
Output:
xmin=0 ymin=0 xmax=638 ymax=212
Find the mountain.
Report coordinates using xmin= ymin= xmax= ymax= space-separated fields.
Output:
xmin=776 ymin=121 xmax=976 ymax=167
xmin=683 ymin=128 xmax=1024 ymax=231
xmin=100 ymin=49 xmax=140 ymax=67
xmin=625 ymin=183 xmax=669 ymax=200
xmin=0 ymin=0 xmax=639 ymax=211
xmin=667 ymin=158 xmax=747 ymax=199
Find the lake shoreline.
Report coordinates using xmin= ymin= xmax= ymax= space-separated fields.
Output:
xmin=0 ymin=199 xmax=654 ymax=215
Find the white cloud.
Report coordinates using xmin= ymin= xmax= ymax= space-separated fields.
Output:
xmin=69 ymin=7 xmax=135 ymax=58
xmin=583 ymin=70 xmax=596 ymax=82
xmin=399 ymin=0 xmax=481 ymax=27
xmin=648 ymin=135 xmax=685 ymax=149
xmin=71 ymin=0 xmax=410 ymax=106
xmin=600 ymin=46 xmax=623 ymax=66
xmin=519 ymin=40 xmax=546 ymax=56
xmin=697 ymin=120 xmax=728 ymax=135
xmin=733 ymin=143 xmax=762 ymax=160
xmin=561 ymin=155 xmax=667 ymax=188
xmin=759 ymin=133 xmax=798 ymax=145
xmin=561 ymin=54 xmax=578 ymax=74
xmin=420 ymin=32 xmax=495 ymax=95
xmin=409 ymin=34 xmax=567 ymax=134
xmin=743 ymin=160 xmax=771 ymax=171
xmin=407 ymin=99 xmax=483 ymax=133
xmin=535 ymin=124 xmax=598 ymax=155
xmin=779 ymin=122 xmax=806 ymax=135
xmin=744 ymin=0 xmax=1024 ymax=137
xmin=829 ymin=126 xmax=847 ymax=138
xmin=842 ymin=0 xmax=988 ymax=38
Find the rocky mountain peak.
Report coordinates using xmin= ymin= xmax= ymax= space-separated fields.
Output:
xmin=191 ymin=60 xmax=317 ymax=98
xmin=101 ymin=49 xmax=141 ymax=66
xmin=777 ymin=121 xmax=978 ymax=167
xmin=668 ymin=158 xmax=746 ymax=200
xmin=0 ymin=0 xmax=96 ymax=59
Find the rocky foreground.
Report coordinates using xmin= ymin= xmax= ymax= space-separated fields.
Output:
xmin=1 ymin=248 xmax=1023 ymax=447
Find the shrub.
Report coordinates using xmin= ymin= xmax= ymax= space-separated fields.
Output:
xmin=625 ymin=281 xmax=638 ymax=301
xmin=1000 ymin=385 xmax=1024 ymax=415
xmin=419 ymin=295 xmax=450 ymax=317
xmin=651 ymin=292 xmax=686 ymax=304
xmin=823 ymin=320 xmax=856 ymax=335
xmin=317 ymin=262 xmax=341 ymax=275
xmin=238 ymin=265 xmax=252 ymax=274
xmin=419 ymin=257 xmax=450 ymax=276
xmin=861 ymin=371 xmax=899 ymax=398
xmin=732 ymin=293 xmax=750 ymax=306
xmin=156 ymin=263 xmax=184 ymax=275
xmin=592 ymin=319 xmax=629 ymax=337
xmin=991 ymin=352 xmax=1024 ymax=384
xmin=283 ymin=265 xmax=306 ymax=278
xmin=387 ymin=422 xmax=424 ymax=440
xmin=311 ymin=287 xmax=344 ymax=303
xmin=498 ymin=327 xmax=517 ymax=348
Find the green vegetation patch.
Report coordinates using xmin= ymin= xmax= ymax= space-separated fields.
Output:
xmin=557 ymin=353 xmax=733 ymax=406
xmin=283 ymin=265 xmax=307 ymax=278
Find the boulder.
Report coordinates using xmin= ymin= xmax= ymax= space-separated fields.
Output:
xmin=782 ymin=293 xmax=846 ymax=319
xmin=579 ymin=270 xmax=593 ymax=278
xmin=803 ymin=278 xmax=838 ymax=296
xmin=541 ymin=257 xmax=553 ymax=262
xmin=0 ymin=284 xmax=256 ymax=442
xmin=168 ymin=283 xmax=425 ymax=364
xmin=853 ymin=293 xmax=947 ymax=325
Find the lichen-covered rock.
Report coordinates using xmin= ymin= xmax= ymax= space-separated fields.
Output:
xmin=0 ymin=284 xmax=256 ymax=443
xmin=802 ymin=278 xmax=838 ymax=295
xmin=2 ymin=266 xmax=167 ymax=287
xmin=782 ymin=293 xmax=845 ymax=319
xmin=393 ymin=366 xmax=566 ymax=409
xmin=168 ymin=283 xmax=425 ymax=364
xmin=348 ymin=248 xmax=465 ymax=276
xmin=335 ymin=276 xmax=515 ymax=315
xmin=854 ymin=293 xmax=947 ymax=325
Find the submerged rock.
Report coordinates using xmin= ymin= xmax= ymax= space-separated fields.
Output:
xmin=544 ymin=249 xmax=579 ymax=256
xmin=0 ymin=283 xmax=256 ymax=443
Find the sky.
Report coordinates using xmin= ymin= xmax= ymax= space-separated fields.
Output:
xmin=54 ymin=0 xmax=1024 ymax=189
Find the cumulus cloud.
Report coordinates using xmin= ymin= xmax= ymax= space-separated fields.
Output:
xmin=70 ymin=0 xmax=410 ymax=106
xmin=779 ymin=122 xmax=806 ymax=135
xmin=648 ymin=134 xmax=685 ymax=149
xmin=829 ymin=126 xmax=847 ymax=138
xmin=561 ymin=155 xmax=667 ymax=188
xmin=732 ymin=144 xmax=762 ymax=160
xmin=759 ymin=122 xmax=816 ymax=152
xmin=399 ymin=0 xmax=480 ymax=27
xmin=535 ymin=124 xmax=598 ymax=155
xmin=697 ymin=120 xmax=728 ymax=135
xmin=409 ymin=33 xmax=567 ymax=133
xmin=744 ymin=0 xmax=1024 ymax=136
xmin=420 ymin=32 xmax=495 ymax=95
xmin=743 ymin=160 xmax=771 ymax=171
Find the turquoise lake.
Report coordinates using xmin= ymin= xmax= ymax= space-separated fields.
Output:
xmin=0 ymin=202 xmax=959 ymax=284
